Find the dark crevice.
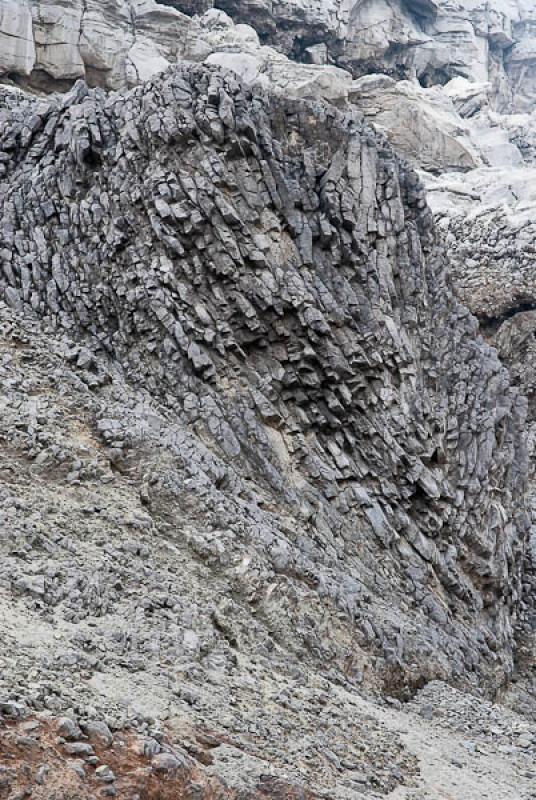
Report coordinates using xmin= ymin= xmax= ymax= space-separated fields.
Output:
xmin=479 ymin=300 xmax=536 ymax=335
xmin=417 ymin=65 xmax=469 ymax=87
xmin=154 ymin=0 xmax=214 ymax=14
xmin=402 ymin=0 xmax=439 ymax=22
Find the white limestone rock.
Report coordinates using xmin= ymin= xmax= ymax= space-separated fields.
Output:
xmin=197 ymin=10 xmax=352 ymax=104
xmin=349 ymin=74 xmax=480 ymax=173
xmin=78 ymin=0 xmax=134 ymax=88
xmin=0 ymin=0 xmax=189 ymax=89
xmin=32 ymin=0 xmax=84 ymax=81
xmin=0 ymin=0 xmax=35 ymax=77
xmin=126 ymin=40 xmax=172 ymax=85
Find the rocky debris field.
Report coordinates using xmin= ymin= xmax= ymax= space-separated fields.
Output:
xmin=0 ymin=303 xmax=430 ymax=797
xmin=2 ymin=343 xmax=536 ymax=800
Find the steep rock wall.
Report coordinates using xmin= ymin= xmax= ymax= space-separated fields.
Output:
xmin=0 ymin=64 xmax=529 ymax=692
xmin=2 ymin=0 xmax=536 ymax=112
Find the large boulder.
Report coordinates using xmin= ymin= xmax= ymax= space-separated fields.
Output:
xmin=349 ymin=74 xmax=480 ymax=173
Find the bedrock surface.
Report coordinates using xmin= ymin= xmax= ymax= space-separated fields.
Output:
xmin=0 ymin=64 xmax=529 ymax=701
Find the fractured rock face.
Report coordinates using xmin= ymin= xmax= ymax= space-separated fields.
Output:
xmin=0 ymin=0 xmax=35 ymax=78
xmin=0 ymin=0 xmax=192 ymax=91
xmin=0 ymin=63 xmax=529 ymax=695
xmin=0 ymin=0 xmax=534 ymax=114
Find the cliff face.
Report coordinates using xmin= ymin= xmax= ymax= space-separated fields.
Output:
xmin=194 ymin=0 xmax=534 ymax=108
xmin=1 ymin=3 xmax=536 ymax=799
xmin=0 ymin=56 xmax=531 ymax=799
xmin=0 ymin=0 xmax=189 ymax=90
xmin=2 ymin=0 xmax=536 ymax=111
xmin=0 ymin=61 xmax=529 ymax=692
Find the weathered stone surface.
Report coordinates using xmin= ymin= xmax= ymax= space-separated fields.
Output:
xmin=0 ymin=63 xmax=529 ymax=703
xmin=0 ymin=0 xmax=190 ymax=90
xmin=349 ymin=74 xmax=480 ymax=173
xmin=0 ymin=0 xmax=35 ymax=78
xmin=0 ymin=1 xmax=536 ymax=797
xmin=0 ymin=1 xmax=535 ymax=115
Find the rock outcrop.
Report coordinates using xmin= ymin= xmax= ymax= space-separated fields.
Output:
xmin=0 ymin=62 xmax=529 ymax=698
xmin=1 ymin=1 xmax=536 ymax=113
xmin=1 ymin=2 xmax=536 ymax=797
xmin=0 ymin=54 xmax=533 ymax=797
xmin=0 ymin=0 xmax=189 ymax=91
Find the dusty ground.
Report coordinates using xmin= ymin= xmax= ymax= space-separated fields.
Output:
xmin=3 ymin=678 xmax=536 ymax=799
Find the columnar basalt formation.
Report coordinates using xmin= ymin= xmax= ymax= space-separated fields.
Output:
xmin=0 ymin=65 xmax=529 ymax=700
